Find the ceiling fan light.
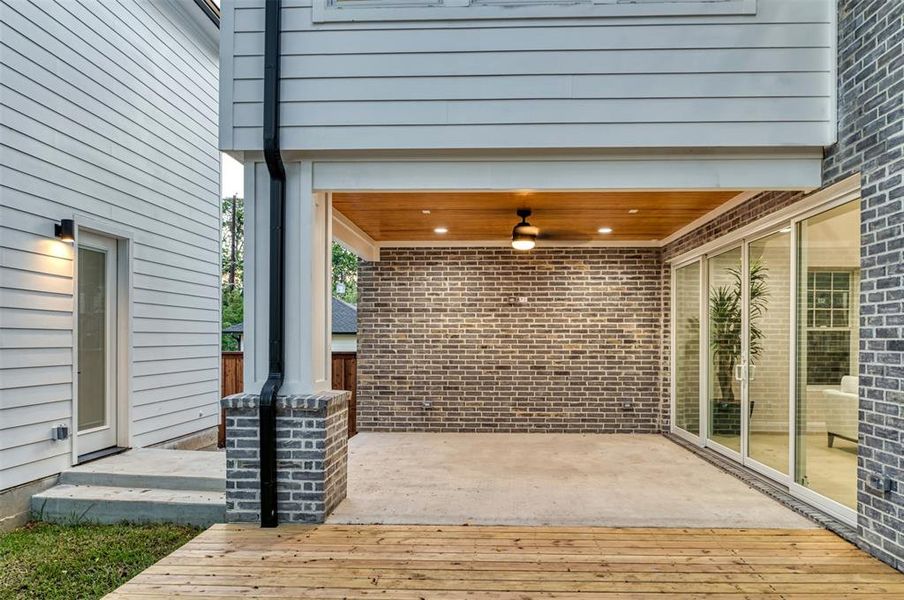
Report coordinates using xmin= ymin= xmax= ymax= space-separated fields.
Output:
xmin=512 ymin=237 xmax=536 ymax=251
xmin=511 ymin=208 xmax=537 ymax=250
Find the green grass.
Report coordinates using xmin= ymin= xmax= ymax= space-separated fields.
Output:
xmin=0 ymin=521 xmax=200 ymax=600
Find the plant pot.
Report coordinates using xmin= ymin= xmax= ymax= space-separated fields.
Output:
xmin=712 ymin=401 xmax=742 ymax=435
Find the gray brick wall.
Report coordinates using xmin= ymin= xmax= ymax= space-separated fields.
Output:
xmin=357 ymin=247 xmax=663 ymax=433
xmin=823 ymin=0 xmax=904 ymax=571
xmin=221 ymin=392 xmax=349 ymax=524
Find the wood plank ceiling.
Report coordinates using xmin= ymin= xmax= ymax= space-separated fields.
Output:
xmin=332 ymin=191 xmax=741 ymax=243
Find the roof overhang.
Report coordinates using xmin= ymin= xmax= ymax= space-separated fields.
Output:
xmin=315 ymin=148 xmax=822 ymax=259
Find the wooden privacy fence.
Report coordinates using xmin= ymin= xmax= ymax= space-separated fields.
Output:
xmin=219 ymin=351 xmax=357 ymax=446
xmin=331 ymin=352 xmax=358 ymax=438
xmin=219 ymin=352 xmax=244 ymax=447
xmin=221 ymin=352 xmax=244 ymax=397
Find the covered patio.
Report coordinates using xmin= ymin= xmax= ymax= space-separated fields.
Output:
xmin=329 ymin=433 xmax=812 ymax=529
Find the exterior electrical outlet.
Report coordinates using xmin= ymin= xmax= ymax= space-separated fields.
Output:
xmin=50 ymin=425 xmax=69 ymax=441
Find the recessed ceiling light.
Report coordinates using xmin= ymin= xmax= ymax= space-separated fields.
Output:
xmin=628 ymin=209 xmax=639 ymax=214
xmin=422 ymin=209 xmax=431 ymax=215
xmin=598 ymin=227 xmax=613 ymax=234
xmin=434 ymin=227 xmax=448 ymax=234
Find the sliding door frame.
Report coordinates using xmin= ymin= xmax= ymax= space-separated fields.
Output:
xmin=741 ymin=224 xmax=794 ymax=487
xmin=668 ymin=174 xmax=861 ymax=527
xmin=703 ymin=242 xmax=745 ymax=464
xmin=669 ymin=256 xmax=705 ymax=447
xmin=786 ymin=195 xmax=861 ymax=525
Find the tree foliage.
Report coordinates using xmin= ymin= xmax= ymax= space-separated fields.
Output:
xmin=221 ymin=195 xmax=244 ymax=290
xmin=332 ymin=242 xmax=359 ymax=304
xmin=221 ymin=196 xmax=244 ymax=350
xmin=218 ymin=198 xmax=360 ymax=349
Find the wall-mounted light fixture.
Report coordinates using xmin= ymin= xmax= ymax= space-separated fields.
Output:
xmin=54 ymin=219 xmax=75 ymax=243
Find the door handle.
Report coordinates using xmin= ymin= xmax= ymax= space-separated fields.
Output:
xmin=748 ymin=364 xmax=756 ymax=382
xmin=734 ymin=363 xmax=745 ymax=381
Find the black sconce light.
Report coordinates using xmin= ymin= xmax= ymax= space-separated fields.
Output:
xmin=55 ymin=219 xmax=75 ymax=243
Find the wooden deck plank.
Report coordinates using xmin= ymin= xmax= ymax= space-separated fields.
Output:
xmin=106 ymin=524 xmax=903 ymax=599
xmin=142 ymin=565 xmax=904 ymax=583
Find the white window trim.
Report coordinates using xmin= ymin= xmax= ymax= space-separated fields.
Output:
xmin=313 ymin=0 xmax=756 ymax=24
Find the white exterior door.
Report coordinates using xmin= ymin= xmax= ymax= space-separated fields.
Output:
xmin=77 ymin=232 xmax=119 ymax=456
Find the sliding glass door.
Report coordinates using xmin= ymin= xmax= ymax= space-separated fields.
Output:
xmin=795 ymin=199 xmax=861 ymax=511
xmin=746 ymin=229 xmax=791 ymax=476
xmin=673 ymin=191 xmax=861 ymax=523
xmin=707 ymin=246 xmax=744 ymax=455
xmin=673 ymin=261 xmax=701 ymax=438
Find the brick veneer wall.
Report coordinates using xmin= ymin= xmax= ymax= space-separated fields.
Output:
xmin=822 ymin=0 xmax=904 ymax=571
xmin=221 ymin=391 xmax=349 ymax=524
xmin=357 ymin=247 xmax=663 ymax=433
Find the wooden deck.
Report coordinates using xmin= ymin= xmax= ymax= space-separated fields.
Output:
xmin=107 ymin=524 xmax=904 ymax=599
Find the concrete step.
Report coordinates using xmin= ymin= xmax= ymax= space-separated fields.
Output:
xmin=58 ymin=448 xmax=225 ymax=492
xmin=31 ymin=484 xmax=225 ymax=527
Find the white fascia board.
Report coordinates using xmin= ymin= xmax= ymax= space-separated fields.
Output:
xmin=312 ymin=151 xmax=822 ymax=192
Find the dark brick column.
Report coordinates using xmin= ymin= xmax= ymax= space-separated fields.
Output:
xmin=221 ymin=391 xmax=349 ymax=523
xmin=822 ymin=0 xmax=904 ymax=570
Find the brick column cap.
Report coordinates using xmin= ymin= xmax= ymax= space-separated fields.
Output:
xmin=221 ymin=390 xmax=349 ymax=411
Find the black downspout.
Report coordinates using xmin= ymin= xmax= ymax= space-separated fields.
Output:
xmin=260 ymin=0 xmax=284 ymax=529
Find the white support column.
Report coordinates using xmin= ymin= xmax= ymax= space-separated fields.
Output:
xmin=243 ymin=160 xmax=332 ymax=395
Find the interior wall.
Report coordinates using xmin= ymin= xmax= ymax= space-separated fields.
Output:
xmin=748 ymin=232 xmax=792 ymax=435
xmin=357 ymin=247 xmax=663 ymax=433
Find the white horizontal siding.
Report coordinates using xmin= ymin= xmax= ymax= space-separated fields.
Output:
xmin=222 ymin=0 xmax=834 ymax=151
xmin=0 ymin=0 xmax=219 ymax=490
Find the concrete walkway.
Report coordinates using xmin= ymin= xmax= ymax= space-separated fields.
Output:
xmin=328 ymin=433 xmax=815 ymax=528
xmin=32 ymin=449 xmax=225 ymax=526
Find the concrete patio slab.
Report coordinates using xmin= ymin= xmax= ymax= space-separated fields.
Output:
xmin=59 ymin=448 xmax=225 ymax=491
xmin=328 ymin=433 xmax=815 ymax=528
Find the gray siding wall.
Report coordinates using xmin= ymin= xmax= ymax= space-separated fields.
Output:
xmin=0 ymin=0 xmax=220 ymax=490
xmin=221 ymin=0 xmax=835 ymax=152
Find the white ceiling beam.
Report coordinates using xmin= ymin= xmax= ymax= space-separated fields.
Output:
xmin=332 ymin=204 xmax=380 ymax=261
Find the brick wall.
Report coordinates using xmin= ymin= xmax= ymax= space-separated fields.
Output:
xmin=823 ymin=0 xmax=904 ymax=571
xmin=357 ymin=247 xmax=663 ymax=433
xmin=221 ymin=391 xmax=349 ymax=524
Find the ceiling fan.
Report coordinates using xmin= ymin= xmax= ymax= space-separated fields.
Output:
xmin=511 ymin=208 xmax=587 ymax=250
xmin=511 ymin=209 xmax=539 ymax=250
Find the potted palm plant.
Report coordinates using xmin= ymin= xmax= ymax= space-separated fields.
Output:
xmin=709 ymin=259 xmax=768 ymax=434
